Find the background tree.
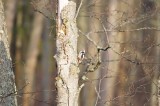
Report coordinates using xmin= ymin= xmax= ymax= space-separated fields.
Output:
xmin=0 ymin=0 xmax=17 ymax=105
xmin=3 ymin=0 xmax=160 ymax=106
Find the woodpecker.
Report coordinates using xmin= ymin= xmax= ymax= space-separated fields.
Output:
xmin=78 ymin=50 xmax=85 ymax=64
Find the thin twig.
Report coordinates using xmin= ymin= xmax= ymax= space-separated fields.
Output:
xmin=95 ymin=27 xmax=160 ymax=33
xmin=74 ymin=0 xmax=83 ymax=19
xmin=95 ymin=78 xmax=102 ymax=106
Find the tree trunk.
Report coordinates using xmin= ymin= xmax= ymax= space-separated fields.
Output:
xmin=55 ymin=1 xmax=81 ymax=106
xmin=0 ymin=0 xmax=17 ymax=106
xmin=5 ymin=0 xmax=17 ymax=44
xmin=22 ymin=13 xmax=44 ymax=106
xmin=104 ymin=1 xmax=121 ymax=105
xmin=158 ymin=76 xmax=160 ymax=106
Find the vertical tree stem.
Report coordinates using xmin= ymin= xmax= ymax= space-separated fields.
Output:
xmin=55 ymin=1 xmax=80 ymax=106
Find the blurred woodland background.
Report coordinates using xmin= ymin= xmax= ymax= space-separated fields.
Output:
xmin=3 ymin=0 xmax=160 ymax=106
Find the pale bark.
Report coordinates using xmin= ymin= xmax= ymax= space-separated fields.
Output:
xmin=0 ymin=0 xmax=17 ymax=106
xmin=55 ymin=1 xmax=81 ymax=106
xmin=22 ymin=13 xmax=44 ymax=106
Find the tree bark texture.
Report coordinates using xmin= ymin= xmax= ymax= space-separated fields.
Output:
xmin=0 ymin=0 xmax=17 ymax=106
xmin=55 ymin=1 xmax=80 ymax=106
